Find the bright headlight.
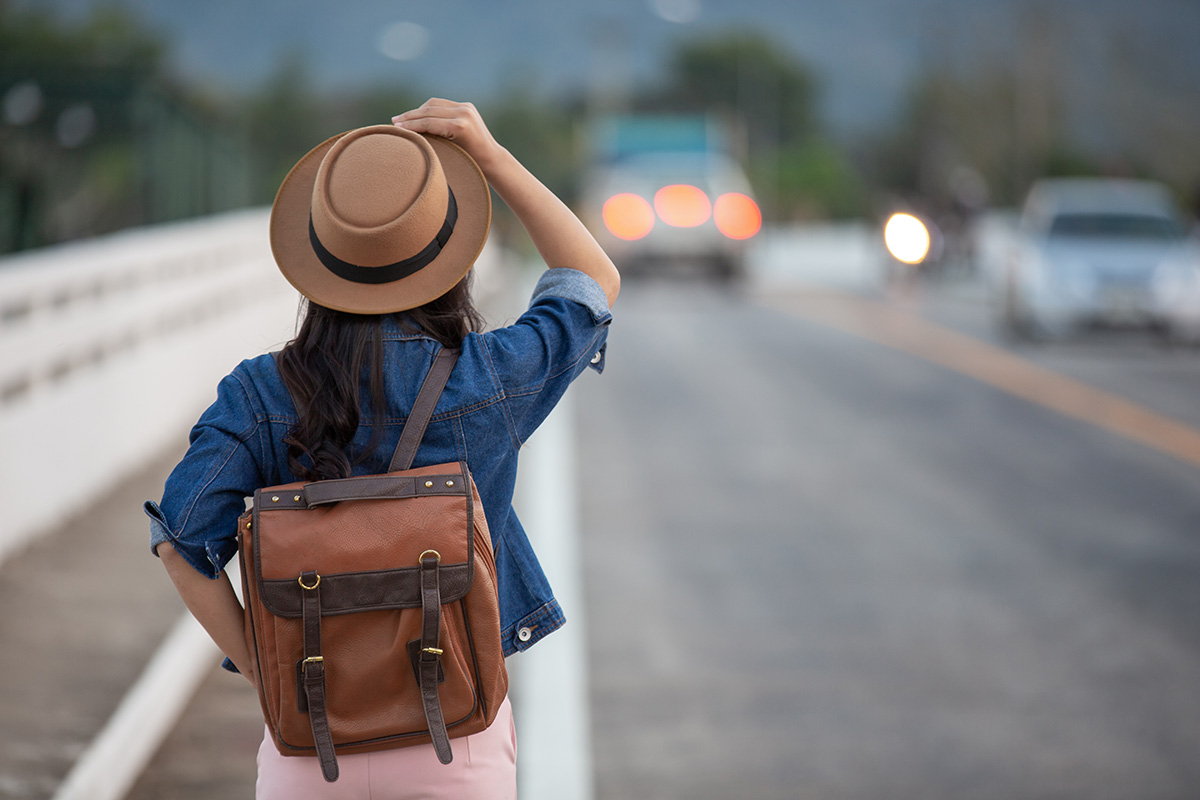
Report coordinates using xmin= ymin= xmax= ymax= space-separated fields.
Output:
xmin=884 ymin=213 xmax=931 ymax=264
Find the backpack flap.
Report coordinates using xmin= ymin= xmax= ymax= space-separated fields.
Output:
xmin=251 ymin=461 xmax=476 ymax=618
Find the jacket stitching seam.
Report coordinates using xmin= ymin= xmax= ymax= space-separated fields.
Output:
xmin=176 ymin=374 xmax=263 ymax=537
xmin=264 ymin=392 xmax=505 ymax=427
xmin=478 ymin=333 xmax=524 ymax=450
xmin=173 ymin=431 xmax=250 ymax=558
xmin=505 ymin=324 xmax=607 ymax=397
xmin=505 ymin=336 xmax=603 ymax=400
xmin=230 ymin=371 xmax=266 ymax=439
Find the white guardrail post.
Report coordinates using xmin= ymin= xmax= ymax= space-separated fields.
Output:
xmin=514 ymin=393 xmax=594 ymax=800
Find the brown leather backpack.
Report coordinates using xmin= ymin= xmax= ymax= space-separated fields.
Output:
xmin=237 ymin=348 xmax=508 ymax=782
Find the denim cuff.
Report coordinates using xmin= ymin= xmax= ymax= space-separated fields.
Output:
xmin=502 ymin=598 xmax=566 ymax=656
xmin=529 ymin=268 xmax=613 ymax=326
xmin=145 ymin=500 xmax=222 ymax=580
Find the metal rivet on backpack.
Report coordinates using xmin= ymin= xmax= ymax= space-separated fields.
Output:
xmin=245 ymin=520 xmax=251 ymax=529
xmin=425 ymin=481 xmax=433 ymax=488
xmin=271 ymin=496 xmax=279 ymax=502
xmin=446 ymin=480 xmax=454 ymax=487
xmin=293 ymin=495 xmax=301 ymax=502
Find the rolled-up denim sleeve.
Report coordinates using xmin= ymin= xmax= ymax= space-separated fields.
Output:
xmin=145 ymin=369 xmax=266 ymax=579
xmin=480 ymin=268 xmax=612 ymax=445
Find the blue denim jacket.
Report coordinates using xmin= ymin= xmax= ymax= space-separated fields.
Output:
xmin=146 ymin=267 xmax=610 ymax=660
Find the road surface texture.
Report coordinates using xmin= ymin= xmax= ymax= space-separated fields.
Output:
xmin=579 ymin=279 xmax=1200 ymax=799
xmin=0 ymin=449 xmax=195 ymax=799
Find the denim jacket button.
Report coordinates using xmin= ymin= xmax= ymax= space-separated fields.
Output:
xmin=590 ymin=351 xmax=602 ymax=365
xmin=517 ymin=627 xmax=533 ymax=642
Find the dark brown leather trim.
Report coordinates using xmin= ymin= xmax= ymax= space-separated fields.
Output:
xmin=300 ymin=571 xmax=339 ymax=781
xmin=254 ymin=473 xmax=468 ymax=509
xmin=259 ymin=563 xmax=472 ymax=618
xmin=457 ymin=596 xmax=489 ymax=721
xmin=390 ymin=349 xmax=458 ymax=472
xmin=419 ymin=553 xmax=453 ymax=764
xmin=461 ymin=461 xmax=475 ymax=588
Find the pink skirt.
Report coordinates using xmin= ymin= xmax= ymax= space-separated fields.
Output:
xmin=255 ymin=696 xmax=517 ymax=799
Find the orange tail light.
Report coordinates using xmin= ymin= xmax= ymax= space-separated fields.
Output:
xmin=713 ymin=193 xmax=762 ymax=240
xmin=602 ymin=193 xmax=656 ymax=240
xmin=654 ymin=184 xmax=712 ymax=228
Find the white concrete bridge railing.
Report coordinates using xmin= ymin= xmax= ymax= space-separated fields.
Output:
xmin=0 ymin=209 xmax=298 ymax=567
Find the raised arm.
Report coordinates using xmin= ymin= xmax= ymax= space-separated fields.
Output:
xmin=393 ymin=99 xmax=620 ymax=307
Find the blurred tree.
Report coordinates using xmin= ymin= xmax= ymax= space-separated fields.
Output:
xmin=636 ymin=31 xmax=866 ymax=220
xmin=240 ymin=52 xmax=325 ymax=205
xmin=863 ymin=71 xmax=1013 ymax=207
xmin=482 ymin=89 xmax=581 ymax=253
xmin=867 ymin=65 xmax=1163 ymax=214
xmin=0 ymin=3 xmax=164 ymax=74
xmin=865 ymin=1 xmax=1200 ymax=215
xmin=1 ymin=4 xmax=157 ymax=249
xmin=343 ymin=85 xmax=425 ymax=131
xmin=652 ymin=31 xmax=815 ymax=152
xmin=484 ymin=91 xmax=578 ymax=202
xmin=0 ymin=4 xmax=252 ymax=252
xmin=239 ymin=63 xmax=435 ymax=206
xmin=766 ymin=139 xmax=867 ymax=221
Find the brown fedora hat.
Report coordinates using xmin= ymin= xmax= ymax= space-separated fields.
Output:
xmin=269 ymin=124 xmax=491 ymax=315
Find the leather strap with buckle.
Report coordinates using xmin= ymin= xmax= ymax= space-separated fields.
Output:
xmin=419 ymin=550 xmax=453 ymax=764
xmin=299 ymin=570 xmax=338 ymax=781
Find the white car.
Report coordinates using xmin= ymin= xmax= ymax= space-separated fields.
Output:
xmin=999 ymin=178 xmax=1200 ymax=341
xmin=580 ymin=151 xmax=761 ymax=280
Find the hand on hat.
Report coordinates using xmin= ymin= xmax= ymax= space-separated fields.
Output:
xmin=397 ymin=98 xmax=620 ymax=307
xmin=392 ymin=99 xmax=505 ymax=175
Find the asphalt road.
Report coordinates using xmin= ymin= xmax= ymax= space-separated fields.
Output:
xmin=578 ymin=277 xmax=1200 ymax=799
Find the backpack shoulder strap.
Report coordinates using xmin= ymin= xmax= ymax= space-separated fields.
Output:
xmin=389 ymin=348 xmax=459 ymax=473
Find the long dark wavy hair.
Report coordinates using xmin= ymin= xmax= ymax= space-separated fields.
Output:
xmin=276 ymin=275 xmax=484 ymax=482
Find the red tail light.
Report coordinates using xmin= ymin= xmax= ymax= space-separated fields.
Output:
xmin=602 ymin=193 xmax=655 ymax=240
xmin=713 ymin=193 xmax=761 ymax=240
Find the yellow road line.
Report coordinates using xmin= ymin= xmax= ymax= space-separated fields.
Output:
xmin=764 ymin=288 xmax=1200 ymax=471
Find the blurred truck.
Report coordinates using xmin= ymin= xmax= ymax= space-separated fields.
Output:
xmin=579 ymin=115 xmax=761 ymax=280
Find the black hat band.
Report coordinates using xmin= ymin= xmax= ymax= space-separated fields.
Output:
xmin=308 ymin=188 xmax=458 ymax=285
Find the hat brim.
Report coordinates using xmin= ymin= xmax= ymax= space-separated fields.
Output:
xmin=269 ymin=127 xmax=491 ymax=315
